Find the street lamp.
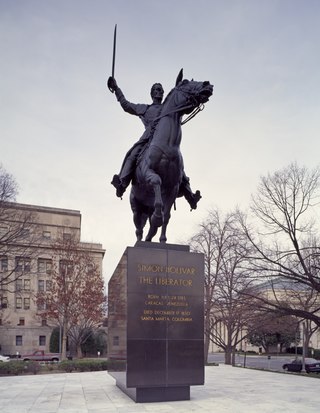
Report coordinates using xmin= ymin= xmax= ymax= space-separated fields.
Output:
xmin=302 ymin=321 xmax=306 ymax=373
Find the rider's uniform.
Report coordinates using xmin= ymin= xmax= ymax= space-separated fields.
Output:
xmin=112 ymin=86 xmax=200 ymax=209
xmin=114 ymin=87 xmax=162 ymax=186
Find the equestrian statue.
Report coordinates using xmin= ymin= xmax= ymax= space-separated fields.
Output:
xmin=108 ymin=69 xmax=213 ymax=243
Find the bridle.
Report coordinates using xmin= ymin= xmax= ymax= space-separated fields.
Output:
xmin=152 ymin=83 xmax=207 ymax=125
xmin=177 ymin=84 xmax=206 ymax=125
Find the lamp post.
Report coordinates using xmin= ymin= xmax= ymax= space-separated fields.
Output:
xmin=302 ymin=321 xmax=306 ymax=373
xmin=59 ymin=324 xmax=62 ymax=356
xmin=295 ymin=322 xmax=299 ymax=359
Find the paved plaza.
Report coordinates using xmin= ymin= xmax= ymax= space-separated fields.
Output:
xmin=0 ymin=364 xmax=319 ymax=412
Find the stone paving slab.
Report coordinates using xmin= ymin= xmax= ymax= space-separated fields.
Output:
xmin=0 ymin=365 xmax=319 ymax=412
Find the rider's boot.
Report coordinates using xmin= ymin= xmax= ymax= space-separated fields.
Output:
xmin=111 ymin=155 xmax=136 ymax=198
xmin=178 ymin=173 xmax=202 ymax=210
xmin=184 ymin=189 xmax=202 ymax=210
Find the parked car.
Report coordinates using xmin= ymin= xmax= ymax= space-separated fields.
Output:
xmin=21 ymin=350 xmax=60 ymax=362
xmin=282 ymin=358 xmax=320 ymax=373
xmin=0 ymin=354 xmax=10 ymax=362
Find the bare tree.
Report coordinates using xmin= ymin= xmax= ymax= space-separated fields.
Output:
xmin=239 ymin=162 xmax=320 ymax=327
xmin=36 ymin=235 xmax=106 ymax=359
xmin=0 ymin=164 xmax=18 ymax=202
xmin=189 ymin=208 xmax=254 ymax=365
xmin=247 ymin=311 xmax=299 ymax=353
xmin=189 ymin=211 xmax=219 ymax=363
xmin=0 ymin=165 xmax=39 ymax=296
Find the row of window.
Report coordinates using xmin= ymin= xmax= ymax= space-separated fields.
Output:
xmin=1 ymin=274 xmax=51 ymax=309
xmin=0 ymin=257 xmax=75 ymax=274
xmin=1 ymin=296 xmax=49 ymax=310
xmin=0 ymin=228 xmax=73 ymax=241
xmin=0 ymin=257 xmax=53 ymax=274
xmin=15 ymin=279 xmax=51 ymax=292
xmin=0 ymin=227 xmax=32 ymax=239
xmin=0 ymin=229 xmax=73 ymax=241
xmin=0 ymin=318 xmax=47 ymax=327
xmin=15 ymin=335 xmax=46 ymax=346
xmin=15 ymin=297 xmax=31 ymax=309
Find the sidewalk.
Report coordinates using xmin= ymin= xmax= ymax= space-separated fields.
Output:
xmin=0 ymin=364 xmax=319 ymax=412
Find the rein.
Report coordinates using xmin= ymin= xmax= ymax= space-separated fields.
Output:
xmin=153 ymin=101 xmax=205 ymax=125
xmin=137 ymin=84 xmax=207 ymax=162
xmin=181 ymin=103 xmax=204 ymax=125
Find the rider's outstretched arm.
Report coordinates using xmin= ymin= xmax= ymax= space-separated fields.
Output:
xmin=108 ymin=77 xmax=147 ymax=116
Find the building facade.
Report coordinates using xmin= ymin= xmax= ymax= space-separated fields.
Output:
xmin=208 ymin=279 xmax=320 ymax=354
xmin=0 ymin=202 xmax=105 ymax=356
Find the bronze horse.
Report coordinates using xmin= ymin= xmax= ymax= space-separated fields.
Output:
xmin=130 ymin=72 xmax=213 ymax=242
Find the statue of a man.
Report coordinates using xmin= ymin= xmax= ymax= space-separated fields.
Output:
xmin=108 ymin=77 xmax=201 ymax=209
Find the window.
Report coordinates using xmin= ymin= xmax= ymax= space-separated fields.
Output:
xmin=63 ymin=233 xmax=71 ymax=241
xmin=38 ymin=259 xmax=52 ymax=274
xmin=24 ymin=298 xmax=30 ymax=310
xmin=24 ymin=259 xmax=31 ymax=272
xmin=37 ymin=302 xmax=46 ymax=310
xmin=42 ymin=231 xmax=51 ymax=239
xmin=16 ymin=335 xmax=23 ymax=346
xmin=15 ymin=258 xmax=31 ymax=273
xmin=0 ymin=257 xmax=8 ymax=272
xmin=113 ymin=336 xmax=119 ymax=346
xmin=15 ymin=297 xmax=22 ymax=309
xmin=15 ymin=259 xmax=22 ymax=273
xmin=46 ymin=280 xmax=52 ymax=291
xmin=16 ymin=279 xmax=23 ymax=291
xmin=0 ymin=318 xmax=2 ymax=325
xmin=38 ymin=280 xmax=45 ymax=291
xmin=21 ymin=229 xmax=30 ymax=238
xmin=18 ymin=318 xmax=25 ymax=326
xmin=87 ymin=263 xmax=96 ymax=275
xmin=24 ymin=279 xmax=30 ymax=291
xmin=0 ymin=226 xmax=8 ymax=237
xmin=39 ymin=336 xmax=46 ymax=346
xmin=41 ymin=319 xmax=47 ymax=326
xmin=60 ymin=260 xmax=73 ymax=277
xmin=0 ymin=296 xmax=8 ymax=309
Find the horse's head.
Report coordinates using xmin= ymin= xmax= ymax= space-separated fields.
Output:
xmin=165 ymin=77 xmax=213 ymax=116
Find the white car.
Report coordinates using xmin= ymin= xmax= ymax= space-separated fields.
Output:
xmin=0 ymin=354 xmax=10 ymax=362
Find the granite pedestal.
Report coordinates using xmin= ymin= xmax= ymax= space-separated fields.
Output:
xmin=108 ymin=241 xmax=204 ymax=403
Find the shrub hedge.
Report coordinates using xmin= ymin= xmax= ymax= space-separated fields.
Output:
xmin=0 ymin=358 xmax=122 ymax=376
xmin=58 ymin=359 xmax=109 ymax=372
xmin=0 ymin=360 xmax=26 ymax=375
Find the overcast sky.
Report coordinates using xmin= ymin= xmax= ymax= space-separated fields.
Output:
xmin=2 ymin=0 xmax=320 ymax=282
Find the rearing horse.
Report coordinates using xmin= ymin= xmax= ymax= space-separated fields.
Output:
xmin=130 ymin=73 xmax=213 ymax=242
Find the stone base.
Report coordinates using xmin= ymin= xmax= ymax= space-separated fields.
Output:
xmin=108 ymin=242 xmax=204 ymax=403
xmin=111 ymin=372 xmax=190 ymax=402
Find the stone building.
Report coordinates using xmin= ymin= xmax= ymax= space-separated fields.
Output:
xmin=0 ymin=202 xmax=105 ymax=356
xmin=208 ymin=278 xmax=320 ymax=354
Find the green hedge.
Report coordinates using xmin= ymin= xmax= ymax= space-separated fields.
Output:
xmin=25 ymin=361 xmax=41 ymax=374
xmin=58 ymin=359 xmax=109 ymax=373
xmin=0 ymin=358 xmax=120 ymax=376
xmin=0 ymin=360 xmax=26 ymax=375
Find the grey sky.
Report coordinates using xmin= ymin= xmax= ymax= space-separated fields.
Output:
xmin=1 ymin=0 xmax=320 ymax=281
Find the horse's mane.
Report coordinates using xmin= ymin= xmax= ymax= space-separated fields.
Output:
xmin=162 ymin=80 xmax=186 ymax=105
